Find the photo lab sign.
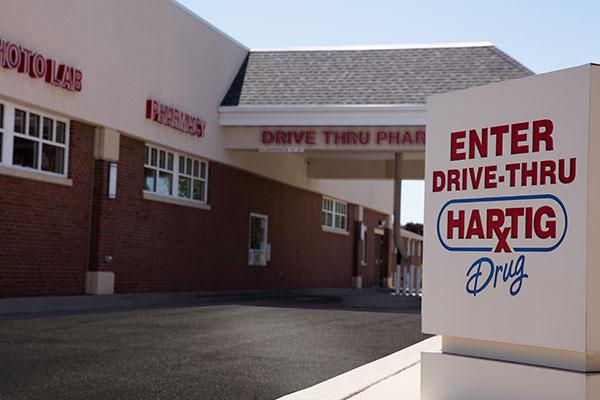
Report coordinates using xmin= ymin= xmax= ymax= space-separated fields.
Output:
xmin=0 ymin=35 xmax=83 ymax=92
xmin=423 ymin=66 xmax=591 ymax=351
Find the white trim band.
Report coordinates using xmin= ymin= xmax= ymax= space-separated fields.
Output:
xmin=0 ymin=164 xmax=73 ymax=186
xmin=219 ymin=104 xmax=427 ymax=126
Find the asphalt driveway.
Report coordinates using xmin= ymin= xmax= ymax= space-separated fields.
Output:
xmin=0 ymin=293 xmax=426 ymax=400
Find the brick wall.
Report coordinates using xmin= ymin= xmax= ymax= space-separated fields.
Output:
xmin=1 ymin=130 xmax=390 ymax=297
xmin=0 ymin=121 xmax=95 ymax=297
xmin=91 ymin=136 xmax=389 ymax=293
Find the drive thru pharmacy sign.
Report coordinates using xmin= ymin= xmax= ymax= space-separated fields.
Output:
xmin=422 ymin=65 xmax=596 ymax=352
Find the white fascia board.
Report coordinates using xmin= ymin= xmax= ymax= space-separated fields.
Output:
xmin=401 ymin=228 xmax=423 ymax=240
xmin=218 ymin=104 xmax=427 ymax=126
xmin=252 ymin=42 xmax=493 ymax=52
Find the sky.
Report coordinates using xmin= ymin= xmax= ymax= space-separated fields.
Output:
xmin=179 ymin=0 xmax=598 ymax=223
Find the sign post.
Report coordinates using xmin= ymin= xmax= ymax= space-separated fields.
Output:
xmin=421 ymin=64 xmax=600 ymax=399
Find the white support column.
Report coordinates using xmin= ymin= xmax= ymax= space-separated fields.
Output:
xmin=410 ymin=265 xmax=416 ymax=296
xmin=393 ymin=152 xmax=403 ymax=260
xmin=415 ymin=266 xmax=422 ymax=296
xmin=403 ymin=264 xmax=410 ymax=296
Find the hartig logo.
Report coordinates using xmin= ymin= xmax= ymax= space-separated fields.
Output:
xmin=436 ymin=194 xmax=567 ymax=297
xmin=437 ymin=194 xmax=567 ymax=253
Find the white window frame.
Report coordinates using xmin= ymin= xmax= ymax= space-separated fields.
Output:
xmin=359 ymin=223 xmax=367 ymax=265
xmin=321 ymin=196 xmax=348 ymax=232
xmin=0 ymin=100 xmax=69 ymax=177
xmin=176 ymin=153 xmax=209 ymax=203
xmin=143 ymin=144 xmax=209 ymax=205
xmin=248 ymin=213 xmax=269 ymax=266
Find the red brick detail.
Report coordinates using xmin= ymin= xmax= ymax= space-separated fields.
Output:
xmin=0 ymin=121 xmax=95 ymax=297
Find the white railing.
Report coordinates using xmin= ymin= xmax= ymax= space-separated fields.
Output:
xmin=394 ymin=263 xmax=422 ymax=296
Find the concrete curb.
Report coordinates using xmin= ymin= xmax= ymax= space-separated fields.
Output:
xmin=277 ymin=336 xmax=441 ymax=400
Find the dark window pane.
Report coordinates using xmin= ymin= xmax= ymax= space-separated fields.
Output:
xmin=335 ymin=215 xmax=342 ymax=229
xmin=14 ymin=109 xmax=26 ymax=134
xmin=250 ymin=216 xmax=265 ymax=250
xmin=41 ymin=144 xmax=65 ymax=174
xmin=200 ymin=162 xmax=207 ymax=179
xmin=0 ymin=104 xmax=4 ymax=129
xmin=193 ymin=179 xmax=205 ymax=202
xmin=144 ymin=146 xmax=149 ymax=165
xmin=186 ymin=158 xmax=192 ymax=175
xmin=167 ymin=153 xmax=174 ymax=171
xmin=43 ymin=118 xmax=53 ymax=140
xmin=157 ymin=171 xmax=172 ymax=195
xmin=150 ymin=148 xmax=157 ymax=166
xmin=178 ymin=176 xmax=191 ymax=198
xmin=193 ymin=160 xmax=199 ymax=177
xmin=56 ymin=121 xmax=66 ymax=144
xmin=13 ymin=136 xmax=38 ymax=168
xmin=179 ymin=156 xmax=185 ymax=173
xmin=159 ymin=150 xmax=166 ymax=168
xmin=29 ymin=114 xmax=40 ymax=137
xmin=144 ymin=168 xmax=156 ymax=191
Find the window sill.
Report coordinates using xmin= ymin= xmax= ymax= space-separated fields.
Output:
xmin=143 ymin=191 xmax=211 ymax=210
xmin=321 ymin=226 xmax=349 ymax=236
xmin=0 ymin=165 xmax=72 ymax=186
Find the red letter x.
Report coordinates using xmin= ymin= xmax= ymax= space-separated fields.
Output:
xmin=493 ymin=227 xmax=512 ymax=253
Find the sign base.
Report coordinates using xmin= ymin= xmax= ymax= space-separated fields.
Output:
xmin=421 ymin=351 xmax=600 ymax=400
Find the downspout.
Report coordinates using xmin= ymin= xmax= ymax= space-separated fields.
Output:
xmin=393 ymin=153 xmax=403 ymax=259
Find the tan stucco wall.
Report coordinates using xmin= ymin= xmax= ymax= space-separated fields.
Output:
xmin=0 ymin=0 xmax=396 ymax=213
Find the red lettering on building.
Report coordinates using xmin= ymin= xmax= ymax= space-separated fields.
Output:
xmin=0 ymin=36 xmax=82 ymax=92
xmin=146 ymin=99 xmax=206 ymax=137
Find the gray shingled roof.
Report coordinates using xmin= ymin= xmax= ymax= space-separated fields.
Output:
xmin=221 ymin=44 xmax=532 ymax=106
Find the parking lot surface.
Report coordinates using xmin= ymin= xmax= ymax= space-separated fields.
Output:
xmin=0 ymin=293 xmax=426 ymax=400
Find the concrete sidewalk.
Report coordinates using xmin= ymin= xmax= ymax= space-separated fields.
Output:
xmin=278 ymin=336 xmax=440 ymax=400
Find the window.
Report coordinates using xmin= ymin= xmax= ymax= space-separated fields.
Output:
xmin=144 ymin=144 xmax=208 ymax=204
xmin=0 ymin=102 xmax=68 ymax=176
xmin=178 ymin=155 xmax=208 ymax=202
xmin=249 ymin=213 xmax=269 ymax=266
xmin=144 ymin=146 xmax=174 ymax=195
xmin=321 ymin=197 xmax=347 ymax=231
